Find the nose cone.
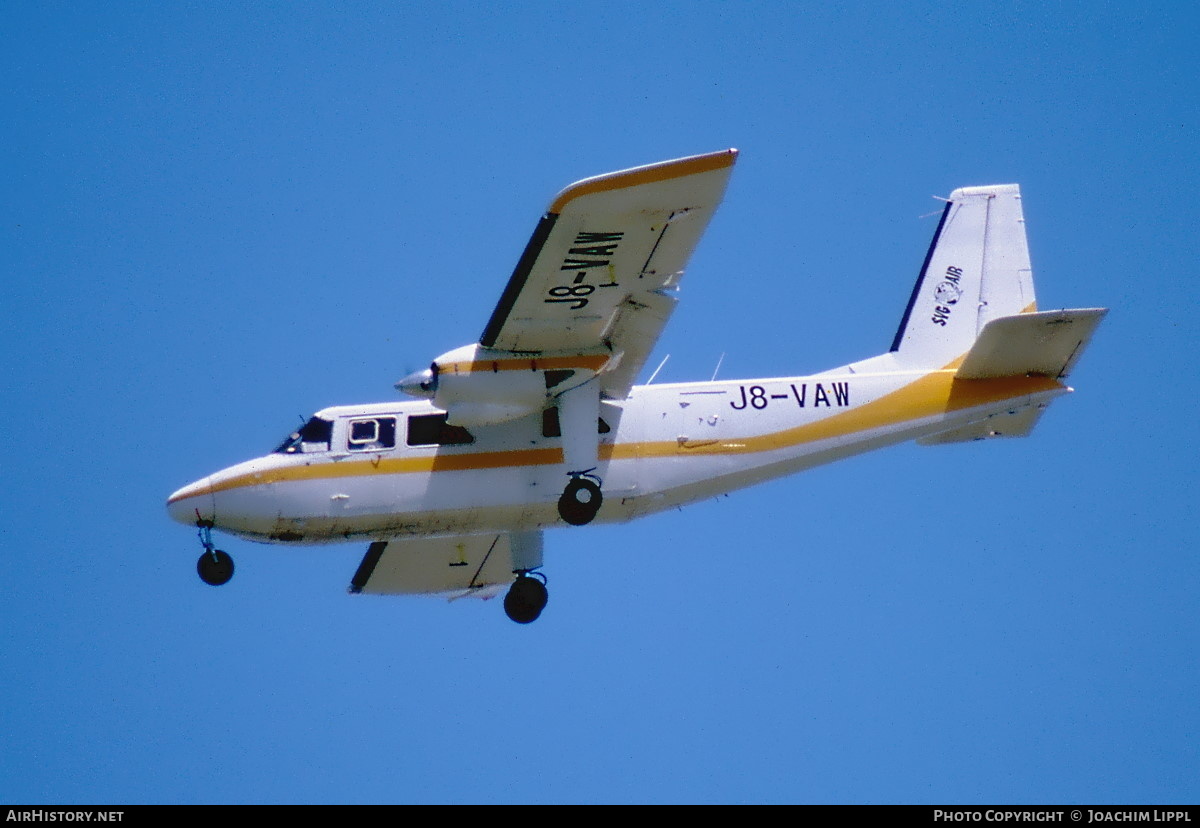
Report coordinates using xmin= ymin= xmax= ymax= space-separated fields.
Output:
xmin=166 ymin=477 xmax=215 ymax=526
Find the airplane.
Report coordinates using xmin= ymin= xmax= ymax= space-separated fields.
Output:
xmin=166 ymin=149 xmax=1106 ymax=623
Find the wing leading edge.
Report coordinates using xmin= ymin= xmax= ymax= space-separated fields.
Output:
xmin=479 ymin=149 xmax=738 ymax=400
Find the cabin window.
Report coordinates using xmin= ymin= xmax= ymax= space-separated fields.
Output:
xmin=274 ymin=416 xmax=333 ymax=454
xmin=407 ymin=413 xmax=474 ymax=446
xmin=541 ymin=407 xmax=612 ymax=438
xmin=348 ymin=417 xmax=396 ymax=451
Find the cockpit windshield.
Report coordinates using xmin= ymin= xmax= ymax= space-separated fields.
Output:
xmin=274 ymin=416 xmax=333 ymax=454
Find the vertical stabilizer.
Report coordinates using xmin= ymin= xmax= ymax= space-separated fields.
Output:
xmin=891 ymin=185 xmax=1036 ymax=367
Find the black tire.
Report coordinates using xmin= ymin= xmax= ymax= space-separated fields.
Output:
xmin=557 ymin=477 xmax=603 ymax=526
xmin=504 ymin=576 xmax=548 ymax=624
xmin=197 ymin=549 xmax=235 ymax=586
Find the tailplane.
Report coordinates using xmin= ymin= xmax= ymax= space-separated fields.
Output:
xmin=955 ymin=308 xmax=1107 ymax=381
xmin=916 ymin=307 xmax=1107 ymax=445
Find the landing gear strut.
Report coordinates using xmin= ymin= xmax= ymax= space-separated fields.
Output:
xmin=195 ymin=522 xmax=234 ymax=586
xmin=557 ymin=475 xmax=603 ymax=526
xmin=504 ymin=571 xmax=548 ymax=624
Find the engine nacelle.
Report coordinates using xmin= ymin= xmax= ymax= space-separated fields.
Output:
xmin=396 ymin=343 xmax=613 ymax=426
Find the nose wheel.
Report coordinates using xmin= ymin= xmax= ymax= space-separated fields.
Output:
xmin=557 ymin=475 xmax=603 ymax=526
xmin=195 ymin=522 xmax=234 ymax=586
xmin=504 ymin=571 xmax=548 ymax=623
xmin=197 ymin=549 xmax=235 ymax=586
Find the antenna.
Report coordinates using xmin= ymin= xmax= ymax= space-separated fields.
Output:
xmin=710 ymin=352 xmax=725 ymax=382
xmin=646 ymin=354 xmax=670 ymax=385
xmin=920 ymin=195 xmax=952 ymax=219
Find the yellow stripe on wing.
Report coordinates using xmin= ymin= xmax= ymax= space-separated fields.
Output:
xmin=548 ymin=149 xmax=738 ymax=214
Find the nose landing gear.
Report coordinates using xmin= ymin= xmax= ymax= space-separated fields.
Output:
xmin=195 ymin=522 xmax=234 ymax=586
xmin=504 ymin=571 xmax=548 ymax=624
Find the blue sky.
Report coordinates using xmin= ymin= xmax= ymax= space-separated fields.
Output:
xmin=2 ymin=2 xmax=1197 ymax=804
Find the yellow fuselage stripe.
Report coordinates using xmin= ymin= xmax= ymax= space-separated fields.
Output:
xmin=170 ymin=368 xmax=1062 ymax=504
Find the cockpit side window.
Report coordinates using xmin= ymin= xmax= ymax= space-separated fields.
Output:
xmin=275 ymin=416 xmax=334 ymax=454
xmin=348 ymin=417 xmax=397 ymax=451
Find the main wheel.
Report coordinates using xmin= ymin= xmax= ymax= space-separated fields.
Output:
xmin=504 ymin=576 xmax=548 ymax=624
xmin=197 ymin=549 xmax=234 ymax=586
xmin=557 ymin=477 xmax=603 ymax=526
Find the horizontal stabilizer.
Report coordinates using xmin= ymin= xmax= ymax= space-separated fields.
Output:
xmin=957 ymin=308 xmax=1107 ymax=380
xmin=349 ymin=532 xmax=542 ymax=599
xmin=917 ymin=405 xmax=1046 ymax=445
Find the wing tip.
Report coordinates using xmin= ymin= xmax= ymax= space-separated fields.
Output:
xmin=548 ymin=148 xmax=739 ymax=214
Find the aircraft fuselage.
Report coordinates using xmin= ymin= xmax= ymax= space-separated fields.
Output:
xmin=167 ymin=354 xmax=1067 ymax=545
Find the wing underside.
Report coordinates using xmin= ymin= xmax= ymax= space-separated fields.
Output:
xmin=350 ymin=532 xmax=542 ymax=599
xmin=479 ymin=149 xmax=738 ymax=399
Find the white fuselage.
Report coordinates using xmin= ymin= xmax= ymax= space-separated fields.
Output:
xmin=166 ymin=352 xmax=1068 ymax=545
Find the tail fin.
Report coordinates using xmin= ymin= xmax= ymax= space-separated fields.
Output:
xmin=891 ymin=184 xmax=1037 ymax=367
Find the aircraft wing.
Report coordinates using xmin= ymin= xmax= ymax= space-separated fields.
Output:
xmin=479 ymin=149 xmax=738 ymax=399
xmin=349 ymin=532 xmax=539 ymax=599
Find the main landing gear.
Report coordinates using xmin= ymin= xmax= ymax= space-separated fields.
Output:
xmin=195 ymin=522 xmax=234 ymax=586
xmin=504 ymin=571 xmax=548 ymax=624
xmin=557 ymin=475 xmax=603 ymax=526
xmin=554 ymin=380 xmax=603 ymax=526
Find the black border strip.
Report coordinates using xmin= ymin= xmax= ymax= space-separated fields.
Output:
xmin=890 ymin=200 xmax=954 ymax=353
xmin=349 ymin=541 xmax=388 ymax=593
xmin=480 ymin=212 xmax=559 ymax=348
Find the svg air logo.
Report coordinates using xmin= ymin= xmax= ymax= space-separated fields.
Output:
xmin=931 ymin=265 xmax=964 ymax=326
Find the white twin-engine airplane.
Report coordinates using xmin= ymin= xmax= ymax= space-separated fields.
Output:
xmin=167 ymin=149 xmax=1105 ymax=623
